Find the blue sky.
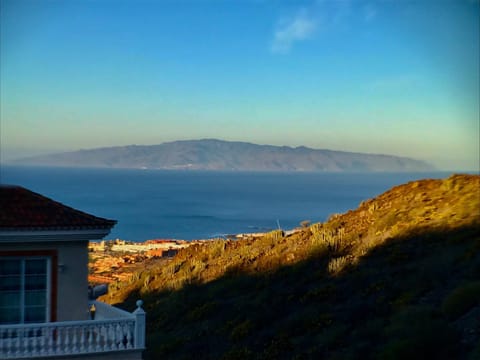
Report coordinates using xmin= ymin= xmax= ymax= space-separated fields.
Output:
xmin=1 ymin=0 xmax=478 ymax=170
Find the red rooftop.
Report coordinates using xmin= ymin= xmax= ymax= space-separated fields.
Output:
xmin=0 ymin=185 xmax=116 ymax=230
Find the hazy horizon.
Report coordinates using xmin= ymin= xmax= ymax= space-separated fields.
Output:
xmin=0 ymin=137 xmax=477 ymax=172
xmin=1 ymin=0 xmax=479 ymax=171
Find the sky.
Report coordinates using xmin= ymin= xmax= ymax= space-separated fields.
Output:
xmin=0 ymin=0 xmax=479 ymax=171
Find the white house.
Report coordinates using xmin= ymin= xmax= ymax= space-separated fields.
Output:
xmin=0 ymin=185 xmax=145 ymax=359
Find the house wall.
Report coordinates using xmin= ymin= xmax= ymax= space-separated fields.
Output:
xmin=0 ymin=240 xmax=89 ymax=322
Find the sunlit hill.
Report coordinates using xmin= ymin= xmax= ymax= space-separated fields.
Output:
xmin=101 ymin=174 xmax=480 ymax=359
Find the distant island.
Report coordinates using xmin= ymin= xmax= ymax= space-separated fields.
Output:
xmin=12 ymin=139 xmax=434 ymax=172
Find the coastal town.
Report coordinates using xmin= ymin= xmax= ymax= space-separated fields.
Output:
xmin=88 ymin=238 xmax=196 ymax=284
xmin=88 ymin=229 xmax=302 ymax=284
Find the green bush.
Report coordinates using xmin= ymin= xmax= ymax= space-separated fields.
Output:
xmin=222 ymin=347 xmax=253 ymax=360
xmin=378 ymin=306 xmax=460 ymax=360
xmin=442 ymin=281 xmax=480 ymax=319
xmin=230 ymin=319 xmax=253 ymax=341
xmin=186 ymin=301 xmax=216 ymax=322
xmin=262 ymin=334 xmax=293 ymax=359
xmin=468 ymin=339 xmax=480 ymax=360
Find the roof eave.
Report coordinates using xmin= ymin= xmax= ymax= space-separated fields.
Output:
xmin=0 ymin=228 xmax=114 ymax=243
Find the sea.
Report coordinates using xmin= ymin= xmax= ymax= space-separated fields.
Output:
xmin=0 ymin=166 xmax=453 ymax=242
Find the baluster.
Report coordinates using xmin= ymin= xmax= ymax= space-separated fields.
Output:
xmin=127 ymin=322 xmax=133 ymax=348
xmin=95 ymin=324 xmax=100 ymax=351
xmin=122 ymin=322 xmax=127 ymax=348
xmin=114 ymin=323 xmax=119 ymax=349
xmin=14 ymin=328 xmax=21 ymax=357
xmin=101 ymin=324 xmax=108 ymax=352
xmin=29 ymin=327 xmax=40 ymax=356
xmin=84 ymin=325 xmax=88 ymax=352
xmin=0 ymin=328 xmax=4 ymax=355
xmin=41 ymin=327 xmax=46 ymax=355
xmin=119 ymin=322 xmax=124 ymax=349
xmin=126 ymin=322 xmax=133 ymax=349
xmin=35 ymin=327 xmax=44 ymax=354
xmin=5 ymin=328 xmax=12 ymax=356
xmin=2 ymin=329 xmax=12 ymax=357
xmin=56 ymin=326 xmax=63 ymax=355
xmin=107 ymin=323 xmax=114 ymax=350
xmin=35 ymin=327 xmax=45 ymax=356
xmin=43 ymin=327 xmax=48 ymax=355
xmin=48 ymin=327 xmax=54 ymax=355
xmin=79 ymin=326 xmax=85 ymax=353
xmin=20 ymin=329 xmax=28 ymax=355
xmin=8 ymin=329 xmax=15 ymax=355
xmin=32 ymin=328 xmax=37 ymax=355
xmin=87 ymin=324 xmax=94 ymax=352
xmin=23 ymin=328 xmax=30 ymax=356
xmin=35 ymin=328 xmax=40 ymax=354
xmin=108 ymin=323 xmax=115 ymax=350
xmin=35 ymin=329 xmax=40 ymax=354
xmin=72 ymin=326 xmax=78 ymax=354
xmin=87 ymin=325 xmax=91 ymax=352
xmin=39 ymin=327 xmax=43 ymax=354
xmin=115 ymin=323 xmax=122 ymax=349
xmin=64 ymin=326 xmax=70 ymax=355
xmin=31 ymin=328 xmax=39 ymax=356
xmin=93 ymin=324 xmax=99 ymax=352
xmin=80 ymin=326 xmax=84 ymax=353
xmin=10 ymin=328 xmax=15 ymax=355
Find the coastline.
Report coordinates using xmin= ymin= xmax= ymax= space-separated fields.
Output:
xmin=88 ymin=238 xmax=208 ymax=284
xmin=88 ymin=229 xmax=302 ymax=284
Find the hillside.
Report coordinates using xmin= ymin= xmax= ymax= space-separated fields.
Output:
xmin=101 ymin=174 xmax=480 ymax=359
xmin=13 ymin=139 xmax=433 ymax=172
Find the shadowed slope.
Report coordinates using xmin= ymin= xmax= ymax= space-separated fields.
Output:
xmin=103 ymin=174 xmax=480 ymax=359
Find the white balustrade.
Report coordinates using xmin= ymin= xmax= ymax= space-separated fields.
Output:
xmin=0 ymin=300 xmax=145 ymax=359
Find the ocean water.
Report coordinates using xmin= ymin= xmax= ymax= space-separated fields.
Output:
xmin=0 ymin=166 xmax=452 ymax=241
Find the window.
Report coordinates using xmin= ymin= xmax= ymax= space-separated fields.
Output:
xmin=0 ymin=257 xmax=51 ymax=324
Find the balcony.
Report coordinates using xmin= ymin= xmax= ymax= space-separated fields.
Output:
xmin=0 ymin=300 xmax=145 ymax=359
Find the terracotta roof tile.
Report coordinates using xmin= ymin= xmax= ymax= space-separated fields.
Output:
xmin=0 ymin=185 xmax=116 ymax=230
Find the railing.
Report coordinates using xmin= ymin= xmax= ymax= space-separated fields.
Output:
xmin=0 ymin=300 xmax=145 ymax=359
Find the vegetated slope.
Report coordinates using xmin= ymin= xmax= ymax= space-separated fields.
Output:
xmin=103 ymin=174 xmax=480 ymax=360
xmin=13 ymin=139 xmax=433 ymax=172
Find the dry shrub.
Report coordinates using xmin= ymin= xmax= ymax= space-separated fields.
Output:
xmin=442 ymin=281 xmax=480 ymax=319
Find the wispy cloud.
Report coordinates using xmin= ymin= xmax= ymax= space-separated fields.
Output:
xmin=270 ymin=9 xmax=318 ymax=54
xmin=269 ymin=1 xmax=379 ymax=54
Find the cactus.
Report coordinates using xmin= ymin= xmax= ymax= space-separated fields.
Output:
xmin=310 ymin=223 xmax=345 ymax=254
xmin=368 ymin=202 xmax=378 ymax=214
xmin=328 ymin=256 xmax=348 ymax=275
xmin=143 ymin=274 xmax=151 ymax=289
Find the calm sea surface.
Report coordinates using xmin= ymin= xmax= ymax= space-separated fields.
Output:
xmin=0 ymin=166 xmax=452 ymax=241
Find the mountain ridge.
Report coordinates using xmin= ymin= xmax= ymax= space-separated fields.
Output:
xmin=12 ymin=139 xmax=434 ymax=172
